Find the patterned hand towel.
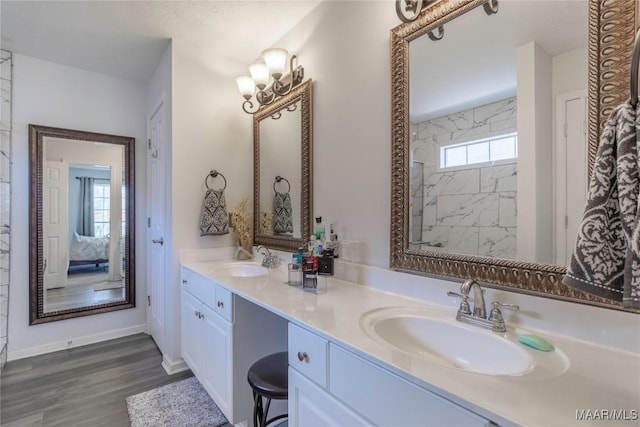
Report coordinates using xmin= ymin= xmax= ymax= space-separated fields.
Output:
xmin=563 ymin=100 xmax=639 ymax=310
xmin=273 ymin=191 xmax=293 ymax=234
xmin=199 ymin=189 xmax=229 ymax=236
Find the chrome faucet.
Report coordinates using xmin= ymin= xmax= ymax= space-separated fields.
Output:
xmin=447 ymin=279 xmax=519 ymax=333
xmin=460 ymin=279 xmax=487 ymax=318
xmin=256 ymin=245 xmax=280 ymax=269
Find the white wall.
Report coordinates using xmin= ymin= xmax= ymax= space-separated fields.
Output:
xmin=516 ymin=42 xmax=553 ymax=263
xmin=163 ymin=39 xmax=252 ymax=363
xmin=271 ymin=1 xmax=396 ymax=266
xmin=9 ymin=54 xmax=147 ymax=359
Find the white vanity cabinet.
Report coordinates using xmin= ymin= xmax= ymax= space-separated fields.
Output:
xmin=180 ymin=266 xmax=288 ymax=425
xmin=288 ymin=322 xmax=494 ymax=427
xmin=180 ymin=267 xmax=233 ymax=417
xmin=288 ymin=323 xmax=371 ymax=426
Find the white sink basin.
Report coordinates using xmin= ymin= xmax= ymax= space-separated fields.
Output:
xmin=215 ymin=262 xmax=268 ymax=277
xmin=361 ymin=307 xmax=534 ymax=376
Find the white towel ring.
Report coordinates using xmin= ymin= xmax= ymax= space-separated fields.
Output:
xmin=205 ymin=170 xmax=227 ymax=191
xmin=274 ymin=175 xmax=291 ymax=194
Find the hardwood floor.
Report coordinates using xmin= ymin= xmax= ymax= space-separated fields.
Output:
xmin=0 ymin=334 xmax=195 ymax=426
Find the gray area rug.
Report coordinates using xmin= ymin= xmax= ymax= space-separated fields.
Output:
xmin=126 ymin=377 xmax=228 ymax=427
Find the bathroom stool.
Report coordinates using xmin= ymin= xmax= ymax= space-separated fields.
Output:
xmin=247 ymin=351 xmax=288 ymax=427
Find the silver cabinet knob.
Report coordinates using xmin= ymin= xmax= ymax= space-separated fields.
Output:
xmin=194 ymin=310 xmax=200 ymax=318
xmin=182 ymin=279 xmax=187 ymax=284
xmin=152 ymin=237 xmax=164 ymax=245
xmin=297 ymin=351 xmax=309 ymax=362
xmin=217 ymin=301 xmax=224 ymax=308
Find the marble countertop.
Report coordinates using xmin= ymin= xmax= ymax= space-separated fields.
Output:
xmin=182 ymin=260 xmax=640 ymax=427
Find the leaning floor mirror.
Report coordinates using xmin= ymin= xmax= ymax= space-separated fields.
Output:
xmin=29 ymin=125 xmax=135 ymax=324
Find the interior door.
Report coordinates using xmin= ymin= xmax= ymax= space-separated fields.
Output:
xmin=147 ymin=98 xmax=166 ymax=350
xmin=43 ymin=160 xmax=69 ymax=290
xmin=555 ymin=91 xmax=587 ymax=266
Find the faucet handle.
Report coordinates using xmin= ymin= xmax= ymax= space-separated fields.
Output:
xmin=488 ymin=301 xmax=519 ymax=322
xmin=447 ymin=291 xmax=471 ymax=315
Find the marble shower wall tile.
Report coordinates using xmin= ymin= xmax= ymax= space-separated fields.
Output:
xmin=0 ymin=285 xmax=6 ymax=336
xmin=499 ymin=192 xmax=517 ymax=227
xmin=0 ymin=50 xmax=10 ymax=372
xmin=1 ymin=131 xmax=9 ymax=183
xmin=480 ymin=164 xmax=517 ymax=193
xmin=411 ymin=96 xmax=518 ymax=257
xmin=478 ymin=227 xmax=517 ymax=258
xmin=0 ymin=79 xmax=11 ymax=132
xmin=426 ymin=169 xmax=479 ymax=196
xmin=474 ymin=97 xmax=516 ymax=126
xmin=422 ymin=225 xmax=480 ymax=256
xmin=436 ymin=193 xmax=499 ymax=227
xmin=422 ymin=195 xmax=437 ymax=227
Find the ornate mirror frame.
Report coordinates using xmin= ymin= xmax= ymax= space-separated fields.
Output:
xmin=390 ymin=0 xmax=638 ymax=310
xmin=29 ymin=124 xmax=136 ymax=324
xmin=253 ymin=79 xmax=313 ymax=252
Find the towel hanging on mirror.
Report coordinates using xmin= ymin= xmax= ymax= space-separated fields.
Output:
xmin=273 ymin=176 xmax=293 ymax=234
xmin=562 ymin=100 xmax=640 ymax=310
xmin=199 ymin=171 xmax=229 ymax=236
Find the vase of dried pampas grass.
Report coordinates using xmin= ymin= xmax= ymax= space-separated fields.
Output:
xmin=230 ymin=199 xmax=253 ymax=260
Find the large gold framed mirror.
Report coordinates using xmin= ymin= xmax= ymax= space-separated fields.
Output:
xmin=253 ymin=79 xmax=313 ymax=252
xmin=29 ymin=125 xmax=135 ymax=324
xmin=390 ymin=0 xmax=638 ymax=311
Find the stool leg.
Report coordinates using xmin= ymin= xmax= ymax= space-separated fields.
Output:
xmin=261 ymin=397 xmax=272 ymax=427
xmin=252 ymin=391 xmax=262 ymax=427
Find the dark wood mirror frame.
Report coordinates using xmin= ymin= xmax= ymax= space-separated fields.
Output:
xmin=29 ymin=124 xmax=136 ymax=324
xmin=253 ymin=79 xmax=313 ymax=252
xmin=390 ymin=0 xmax=639 ymax=311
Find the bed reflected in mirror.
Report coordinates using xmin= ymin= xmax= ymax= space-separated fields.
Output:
xmin=30 ymin=125 xmax=135 ymax=324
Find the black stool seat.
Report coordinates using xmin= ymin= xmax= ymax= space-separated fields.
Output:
xmin=248 ymin=351 xmax=288 ymax=398
xmin=247 ymin=351 xmax=288 ymax=427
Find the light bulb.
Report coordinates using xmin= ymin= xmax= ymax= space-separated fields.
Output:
xmin=235 ymin=74 xmax=255 ymax=99
xmin=248 ymin=59 xmax=270 ymax=90
xmin=262 ymin=48 xmax=288 ymax=80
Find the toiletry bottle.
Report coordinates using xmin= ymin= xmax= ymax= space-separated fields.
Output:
xmin=314 ymin=217 xmax=325 ymax=240
xmin=329 ymin=224 xmax=339 ymax=258
xmin=314 ymin=237 xmax=323 ymax=256
xmin=307 ymin=235 xmax=316 ymax=255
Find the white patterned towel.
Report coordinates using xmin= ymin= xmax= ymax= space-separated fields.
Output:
xmin=563 ymin=100 xmax=640 ymax=310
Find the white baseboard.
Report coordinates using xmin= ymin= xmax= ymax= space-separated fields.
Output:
xmin=162 ymin=354 xmax=189 ymax=375
xmin=7 ymin=324 xmax=147 ymax=361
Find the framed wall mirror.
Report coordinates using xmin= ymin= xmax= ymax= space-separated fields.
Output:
xmin=390 ymin=0 xmax=638 ymax=311
xmin=29 ymin=125 xmax=135 ymax=324
xmin=253 ymin=79 xmax=313 ymax=252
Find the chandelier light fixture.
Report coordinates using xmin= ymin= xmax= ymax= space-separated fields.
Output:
xmin=236 ymin=48 xmax=304 ymax=114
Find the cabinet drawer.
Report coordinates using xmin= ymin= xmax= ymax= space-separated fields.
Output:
xmin=181 ymin=267 xmax=215 ymax=303
xmin=329 ymin=344 xmax=490 ymax=426
xmin=288 ymin=323 xmax=328 ymax=388
xmin=214 ymin=286 xmax=233 ymax=322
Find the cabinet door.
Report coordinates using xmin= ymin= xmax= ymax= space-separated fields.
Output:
xmin=289 ymin=368 xmax=372 ymax=427
xmin=181 ymin=290 xmax=202 ymax=376
xmin=201 ymin=303 xmax=233 ymax=420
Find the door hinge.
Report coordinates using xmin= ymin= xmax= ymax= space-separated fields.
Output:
xmin=565 ymin=215 xmax=569 ymax=229
xmin=563 ymin=123 xmax=568 ymax=138
xmin=147 ymin=295 xmax=151 ymax=306
xmin=147 ymin=217 xmax=151 ymax=228
xmin=148 ymin=139 xmax=151 ymax=150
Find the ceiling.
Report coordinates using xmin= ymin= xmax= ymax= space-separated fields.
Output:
xmin=0 ymin=1 xmax=322 ymax=83
xmin=409 ymin=0 xmax=589 ymax=122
